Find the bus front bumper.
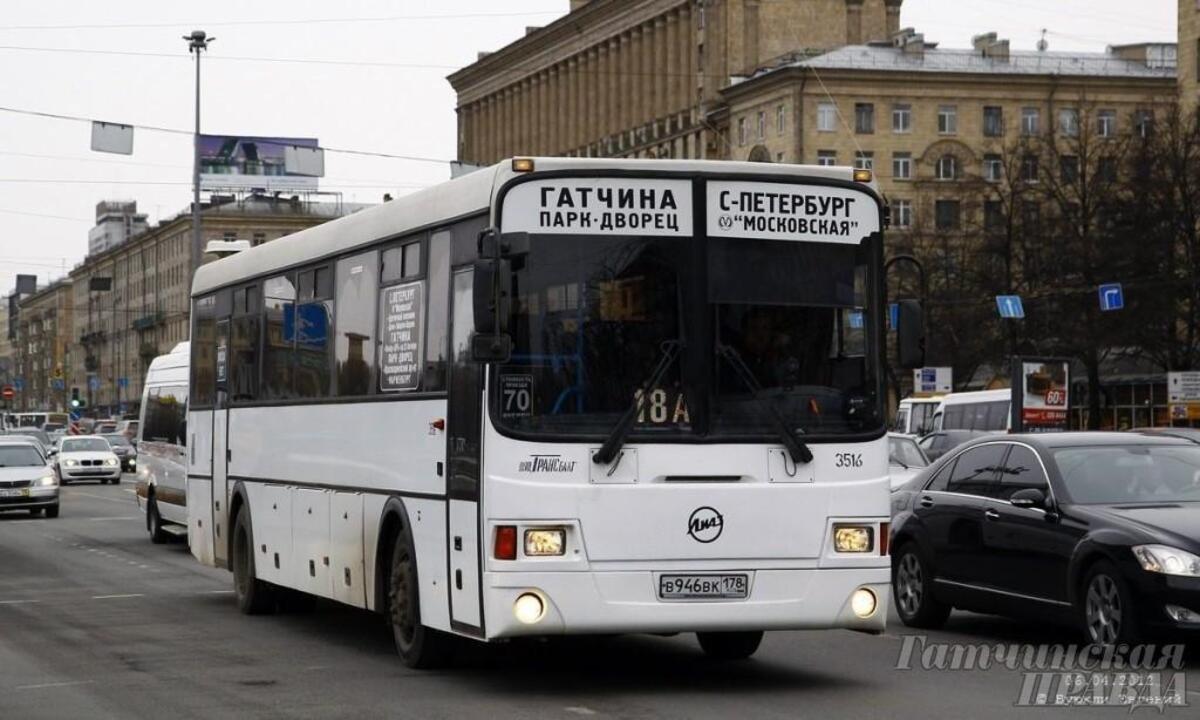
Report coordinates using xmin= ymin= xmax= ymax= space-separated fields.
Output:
xmin=483 ymin=566 xmax=889 ymax=639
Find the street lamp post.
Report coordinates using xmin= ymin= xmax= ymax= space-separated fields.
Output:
xmin=184 ymin=30 xmax=214 ymax=277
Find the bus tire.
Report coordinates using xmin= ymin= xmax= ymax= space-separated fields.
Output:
xmin=696 ymin=631 xmax=763 ymax=660
xmin=232 ymin=506 xmax=276 ymax=615
xmin=387 ymin=530 xmax=452 ymax=669
xmin=147 ymin=494 xmax=169 ymax=544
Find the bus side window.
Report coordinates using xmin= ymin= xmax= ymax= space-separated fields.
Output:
xmin=334 ymin=250 xmax=379 ymax=396
xmin=230 ymin=283 xmax=261 ymax=402
xmin=424 ymin=230 xmax=451 ymax=392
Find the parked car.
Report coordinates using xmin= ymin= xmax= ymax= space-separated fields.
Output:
xmin=0 ymin=437 xmax=59 ymax=517
xmin=101 ymin=433 xmax=137 ymax=472
xmin=4 ymin=428 xmax=52 ymax=454
xmin=888 ymin=432 xmax=930 ymax=490
xmin=891 ymin=432 xmax=1200 ymax=647
xmin=917 ymin=429 xmax=988 ymax=461
xmin=50 ymin=436 xmax=122 ymax=485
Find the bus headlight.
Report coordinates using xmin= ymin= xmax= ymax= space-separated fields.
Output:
xmin=833 ymin=525 xmax=874 ymax=553
xmin=513 ymin=592 xmax=546 ymax=624
xmin=524 ymin=529 xmax=565 ymax=557
xmin=851 ymin=588 xmax=878 ymax=618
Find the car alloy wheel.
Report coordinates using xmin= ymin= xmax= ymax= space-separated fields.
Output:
xmin=896 ymin=552 xmax=924 ymax=617
xmin=1085 ymin=573 xmax=1122 ymax=646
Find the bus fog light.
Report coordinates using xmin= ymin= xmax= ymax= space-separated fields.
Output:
xmin=834 ymin=525 xmax=874 ymax=553
xmin=851 ymin=588 xmax=878 ymax=619
xmin=514 ymin=592 xmax=545 ymax=624
xmin=524 ymin=529 xmax=565 ymax=556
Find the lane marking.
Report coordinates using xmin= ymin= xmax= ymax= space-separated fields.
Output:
xmin=204 ymin=589 xmax=235 ymax=594
xmin=14 ymin=680 xmax=94 ymax=691
xmin=70 ymin=491 xmax=135 ymax=506
xmin=91 ymin=593 xmax=144 ymax=600
xmin=85 ymin=516 xmax=140 ymax=522
xmin=564 ymin=708 xmax=597 ymax=716
xmin=0 ymin=599 xmax=40 ymax=605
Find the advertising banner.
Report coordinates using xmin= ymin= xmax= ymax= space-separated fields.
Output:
xmin=199 ymin=135 xmax=322 ymax=191
xmin=912 ymin=367 xmax=953 ymax=396
xmin=706 ymin=181 xmax=880 ymax=243
xmin=1167 ymin=371 xmax=1200 ymax=421
xmin=1011 ymin=357 xmax=1071 ymax=432
xmin=502 ymin=178 xmax=693 ymax=236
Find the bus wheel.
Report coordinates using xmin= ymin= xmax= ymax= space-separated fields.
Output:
xmin=696 ymin=631 xmax=764 ymax=660
xmin=232 ymin=507 xmax=276 ymax=615
xmin=147 ymin=495 xmax=169 ymax=544
xmin=388 ymin=531 xmax=452 ymax=669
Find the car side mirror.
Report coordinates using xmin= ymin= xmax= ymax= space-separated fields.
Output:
xmin=1010 ymin=487 xmax=1046 ymax=510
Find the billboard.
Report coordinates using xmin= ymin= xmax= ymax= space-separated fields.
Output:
xmin=1011 ymin=356 xmax=1071 ymax=433
xmin=199 ymin=135 xmax=323 ymax=192
xmin=912 ymin=367 xmax=952 ymax=396
xmin=1168 ymin=371 xmax=1200 ymax=421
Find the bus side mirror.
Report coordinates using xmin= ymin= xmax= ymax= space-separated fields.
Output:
xmin=471 ymin=259 xmax=513 ymax=363
xmin=897 ymin=299 xmax=925 ymax=370
xmin=470 ymin=333 xmax=512 ymax=363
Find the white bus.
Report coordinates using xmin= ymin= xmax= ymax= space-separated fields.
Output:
xmin=135 ymin=342 xmax=190 ymax=543
xmin=930 ymin=389 xmax=1012 ymax=433
xmin=891 ymin=396 xmax=942 ymax=436
xmin=187 ymin=157 xmax=904 ymax=667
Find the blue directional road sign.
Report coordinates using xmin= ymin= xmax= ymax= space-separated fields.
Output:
xmin=88 ymin=376 xmax=99 ymax=391
xmin=51 ymin=378 xmax=65 ymax=391
xmin=888 ymin=303 xmax=899 ymax=330
xmin=1098 ymin=283 xmax=1124 ymax=312
xmin=13 ymin=378 xmax=22 ymax=391
xmin=117 ymin=377 xmax=128 ymax=389
xmin=996 ymin=295 xmax=1025 ymax=319
xmin=848 ymin=310 xmax=864 ymax=329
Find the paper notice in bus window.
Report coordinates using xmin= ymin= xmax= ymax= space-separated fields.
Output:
xmin=706 ymin=181 xmax=880 ymax=243
xmin=502 ymin=178 xmax=693 ymax=236
xmin=216 ymin=342 xmax=227 ymax=384
xmin=499 ymin=374 xmax=533 ymax=419
xmin=379 ymin=281 xmax=425 ymax=392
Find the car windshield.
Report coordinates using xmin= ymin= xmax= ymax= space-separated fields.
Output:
xmin=62 ymin=438 xmax=111 ymax=453
xmin=889 ymin=437 xmax=928 ymax=468
xmin=1053 ymin=445 xmax=1200 ymax=504
xmin=0 ymin=445 xmax=45 ymax=467
xmin=102 ymin=434 xmax=131 ymax=447
xmin=495 ymin=234 xmax=880 ymax=439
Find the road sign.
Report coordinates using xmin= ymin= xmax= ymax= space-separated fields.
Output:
xmin=848 ymin=310 xmax=864 ymax=329
xmin=53 ymin=365 xmax=63 ymax=379
xmin=13 ymin=378 xmax=23 ymax=391
xmin=51 ymin=378 xmax=65 ymax=391
xmin=888 ymin=303 xmax=899 ymax=330
xmin=912 ymin=367 xmax=953 ymax=396
xmin=117 ymin=377 xmax=128 ymax=389
xmin=1 ymin=385 xmax=12 ymax=400
xmin=88 ymin=376 xmax=99 ymax=391
xmin=1098 ymin=283 xmax=1124 ymax=312
xmin=995 ymin=295 xmax=1025 ymax=319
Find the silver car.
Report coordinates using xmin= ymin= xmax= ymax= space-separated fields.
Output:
xmin=52 ymin=436 xmax=122 ymax=485
xmin=0 ymin=437 xmax=59 ymax=517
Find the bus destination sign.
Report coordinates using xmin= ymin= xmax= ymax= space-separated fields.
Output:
xmin=502 ymin=178 xmax=693 ymax=236
xmin=706 ymin=181 xmax=880 ymax=243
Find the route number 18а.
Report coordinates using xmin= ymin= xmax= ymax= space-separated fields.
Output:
xmin=635 ymin=387 xmax=690 ymax=425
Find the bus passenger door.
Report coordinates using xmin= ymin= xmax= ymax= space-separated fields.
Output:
xmin=446 ymin=268 xmax=483 ymax=632
xmin=211 ymin=319 xmax=231 ymax=569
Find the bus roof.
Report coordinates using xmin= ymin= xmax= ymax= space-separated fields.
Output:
xmin=191 ymin=157 xmax=878 ymax=297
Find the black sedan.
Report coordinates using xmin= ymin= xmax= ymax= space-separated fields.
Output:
xmin=100 ymin=433 xmax=137 ymax=472
xmin=891 ymin=432 xmax=1200 ymax=646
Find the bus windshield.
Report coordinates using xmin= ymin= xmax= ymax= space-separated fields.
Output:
xmin=494 ymin=233 xmax=880 ymax=440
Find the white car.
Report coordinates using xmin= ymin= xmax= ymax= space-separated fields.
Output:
xmin=52 ymin=436 xmax=123 ymax=485
xmin=0 ymin=437 xmax=59 ymax=517
xmin=887 ymin=432 xmax=930 ymax=491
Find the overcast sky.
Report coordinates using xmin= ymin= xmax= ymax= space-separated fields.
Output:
xmin=0 ymin=0 xmax=1177 ymax=294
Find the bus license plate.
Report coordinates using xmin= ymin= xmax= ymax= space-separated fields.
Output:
xmin=658 ymin=574 xmax=748 ymax=600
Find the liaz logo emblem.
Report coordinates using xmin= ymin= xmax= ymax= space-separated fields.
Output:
xmin=686 ymin=506 xmax=724 ymax=543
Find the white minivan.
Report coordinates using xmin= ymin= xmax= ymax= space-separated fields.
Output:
xmin=891 ymin=396 xmax=943 ymax=436
xmin=136 ymin=342 xmax=190 ymax=543
xmin=930 ymin=389 xmax=1012 ymax=434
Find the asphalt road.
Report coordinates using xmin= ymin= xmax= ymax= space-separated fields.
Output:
xmin=1 ymin=481 xmax=1196 ymax=720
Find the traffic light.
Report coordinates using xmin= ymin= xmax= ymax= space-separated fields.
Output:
xmin=70 ymin=386 xmax=81 ymax=409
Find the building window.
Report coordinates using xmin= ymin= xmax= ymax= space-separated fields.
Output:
xmin=935 ymin=200 xmax=960 ymax=230
xmin=737 ymin=117 xmax=747 ymax=146
xmin=983 ymin=154 xmax=1003 ymax=182
xmin=776 ymin=104 xmax=786 ymax=134
xmin=1097 ymin=109 xmax=1116 ymax=138
xmin=892 ymin=152 xmax=912 ymax=180
xmin=892 ymin=103 xmax=912 ymax=133
xmin=984 ymin=200 xmax=1005 ymax=231
xmin=776 ymin=152 xmax=785 ymax=163
xmin=757 ymin=110 xmax=766 ymax=140
xmin=936 ymin=154 xmax=958 ymax=180
xmin=816 ymin=150 xmax=836 ymax=166
xmin=937 ymin=105 xmax=958 ymax=134
xmin=1021 ymin=107 xmax=1040 ymax=136
xmin=854 ymin=151 xmax=874 ymax=170
xmin=817 ymin=102 xmax=837 ymax=132
xmin=252 ymin=232 xmax=266 ymax=247
xmin=854 ymin=103 xmax=875 ymax=134
xmin=1021 ymin=153 xmax=1039 ymax=182
xmin=1134 ymin=109 xmax=1153 ymax=138
xmin=1060 ymin=155 xmax=1080 ymax=183
xmin=893 ymin=199 xmax=913 ymax=228
xmin=1058 ymin=108 xmax=1079 ymax=137
xmin=983 ymin=106 xmax=1004 ymax=137
xmin=1098 ymin=155 xmax=1118 ymax=182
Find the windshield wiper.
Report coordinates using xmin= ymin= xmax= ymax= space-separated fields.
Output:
xmin=717 ymin=343 xmax=813 ymax=465
xmin=592 ymin=339 xmax=683 ymax=466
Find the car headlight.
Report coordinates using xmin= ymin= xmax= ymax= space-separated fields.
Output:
xmin=833 ymin=524 xmax=875 ymax=553
xmin=64 ymin=458 xmax=78 ymax=467
xmin=38 ymin=475 xmax=56 ymax=487
xmin=1133 ymin=545 xmax=1200 ymax=577
xmin=105 ymin=457 xmax=119 ymax=467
